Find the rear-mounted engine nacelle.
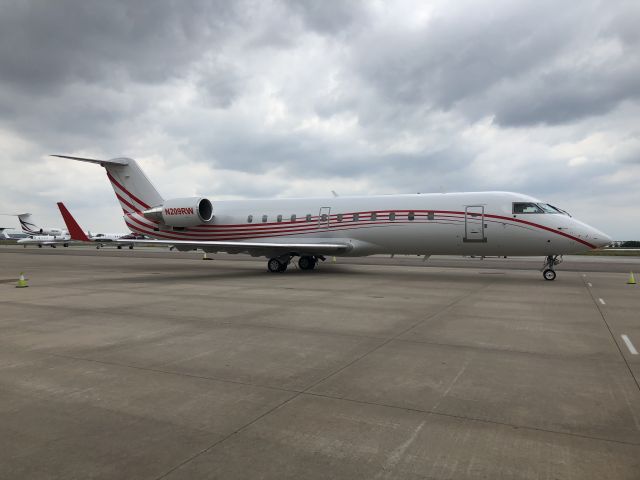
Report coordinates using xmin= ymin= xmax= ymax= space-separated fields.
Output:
xmin=142 ymin=197 xmax=213 ymax=227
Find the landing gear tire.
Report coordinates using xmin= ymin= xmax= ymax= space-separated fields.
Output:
xmin=298 ymin=256 xmax=317 ymax=271
xmin=117 ymin=245 xmax=122 ymax=249
xmin=542 ymin=255 xmax=561 ymax=281
xmin=63 ymin=243 xmax=69 ymax=247
xmin=129 ymin=245 xmax=133 ymax=250
xmin=268 ymin=258 xmax=287 ymax=273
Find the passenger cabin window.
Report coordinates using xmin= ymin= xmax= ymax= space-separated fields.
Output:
xmin=408 ymin=211 xmax=415 ymax=221
xmin=290 ymin=214 xmax=296 ymax=222
xmin=427 ymin=211 xmax=434 ymax=220
xmin=306 ymin=214 xmax=312 ymax=222
xmin=247 ymin=214 xmax=253 ymax=223
xmin=337 ymin=213 xmax=343 ymax=222
xmin=389 ymin=212 xmax=396 ymax=221
xmin=277 ymin=214 xmax=282 ymax=222
xmin=320 ymin=214 xmax=328 ymax=222
xmin=262 ymin=215 xmax=268 ymax=223
xmin=370 ymin=212 xmax=377 ymax=221
xmin=353 ymin=213 xmax=359 ymax=221
xmin=513 ymin=203 xmax=543 ymax=214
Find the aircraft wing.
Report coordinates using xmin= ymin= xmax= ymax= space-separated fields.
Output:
xmin=114 ymin=238 xmax=351 ymax=256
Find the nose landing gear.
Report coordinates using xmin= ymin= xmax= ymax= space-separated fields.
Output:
xmin=542 ymin=255 xmax=562 ymax=281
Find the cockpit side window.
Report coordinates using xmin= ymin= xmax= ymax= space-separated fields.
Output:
xmin=512 ymin=202 xmax=543 ymax=214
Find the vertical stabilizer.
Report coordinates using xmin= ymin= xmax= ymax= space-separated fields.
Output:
xmin=17 ymin=213 xmax=40 ymax=234
xmin=56 ymin=203 xmax=91 ymax=242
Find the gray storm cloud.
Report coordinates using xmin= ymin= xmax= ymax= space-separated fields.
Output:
xmin=0 ymin=0 xmax=638 ymax=238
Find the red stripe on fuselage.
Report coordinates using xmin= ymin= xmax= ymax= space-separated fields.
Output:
xmin=114 ymin=192 xmax=139 ymax=214
xmin=106 ymin=171 xmax=151 ymax=210
xmin=123 ymin=206 xmax=596 ymax=249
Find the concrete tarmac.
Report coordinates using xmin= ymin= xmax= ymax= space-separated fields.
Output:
xmin=1 ymin=249 xmax=639 ymax=479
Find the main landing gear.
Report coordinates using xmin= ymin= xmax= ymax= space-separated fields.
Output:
xmin=542 ymin=255 xmax=562 ymax=281
xmin=267 ymin=255 xmax=323 ymax=273
xmin=298 ymin=255 xmax=317 ymax=271
xmin=268 ymin=257 xmax=289 ymax=273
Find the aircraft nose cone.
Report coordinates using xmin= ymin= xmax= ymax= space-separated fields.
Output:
xmin=591 ymin=228 xmax=612 ymax=248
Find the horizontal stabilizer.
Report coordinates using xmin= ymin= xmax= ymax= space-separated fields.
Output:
xmin=51 ymin=155 xmax=129 ymax=166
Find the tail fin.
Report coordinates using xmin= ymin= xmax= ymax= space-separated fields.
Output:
xmin=17 ymin=213 xmax=40 ymax=235
xmin=56 ymin=202 xmax=91 ymax=242
xmin=52 ymin=155 xmax=164 ymax=214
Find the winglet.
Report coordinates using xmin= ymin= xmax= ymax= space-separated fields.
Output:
xmin=56 ymin=202 xmax=91 ymax=242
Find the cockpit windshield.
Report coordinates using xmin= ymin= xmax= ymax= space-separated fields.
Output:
xmin=512 ymin=202 xmax=571 ymax=216
xmin=537 ymin=204 xmax=558 ymax=213
xmin=542 ymin=204 xmax=571 ymax=216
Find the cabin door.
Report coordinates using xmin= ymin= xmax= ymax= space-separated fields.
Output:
xmin=318 ymin=207 xmax=331 ymax=229
xmin=464 ymin=206 xmax=487 ymax=243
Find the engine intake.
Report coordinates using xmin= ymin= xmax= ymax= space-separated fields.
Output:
xmin=142 ymin=197 xmax=213 ymax=227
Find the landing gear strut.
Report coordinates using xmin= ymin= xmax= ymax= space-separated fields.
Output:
xmin=542 ymin=255 xmax=562 ymax=281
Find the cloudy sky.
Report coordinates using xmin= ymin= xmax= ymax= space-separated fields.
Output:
xmin=0 ymin=0 xmax=638 ymax=238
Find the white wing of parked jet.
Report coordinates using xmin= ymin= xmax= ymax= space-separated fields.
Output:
xmin=113 ymin=238 xmax=351 ymax=255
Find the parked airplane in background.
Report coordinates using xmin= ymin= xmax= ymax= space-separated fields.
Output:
xmin=0 ymin=212 xmax=72 ymax=247
xmin=56 ymin=202 xmax=138 ymax=249
xmin=54 ymin=155 xmax=611 ymax=280
xmin=17 ymin=213 xmax=68 ymax=237
xmin=0 ymin=227 xmax=27 ymax=240
xmin=16 ymin=235 xmax=70 ymax=248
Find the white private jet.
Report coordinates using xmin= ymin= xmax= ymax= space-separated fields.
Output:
xmin=0 ymin=213 xmax=72 ymax=247
xmin=56 ymin=202 xmax=139 ymax=249
xmin=53 ymin=155 xmax=611 ymax=280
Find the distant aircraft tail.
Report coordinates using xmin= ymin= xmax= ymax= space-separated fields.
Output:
xmin=52 ymin=155 xmax=164 ymax=214
xmin=17 ymin=213 xmax=40 ymax=235
xmin=56 ymin=202 xmax=91 ymax=242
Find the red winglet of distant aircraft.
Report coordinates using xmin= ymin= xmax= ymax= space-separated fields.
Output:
xmin=56 ymin=202 xmax=91 ymax=242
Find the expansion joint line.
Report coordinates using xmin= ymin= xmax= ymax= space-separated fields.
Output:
xmin=582 ymin=275 xmax=640 ymax=393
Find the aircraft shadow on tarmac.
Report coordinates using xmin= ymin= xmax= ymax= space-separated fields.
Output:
xmin=103 ymin=264 xmax=557 ymax=286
